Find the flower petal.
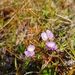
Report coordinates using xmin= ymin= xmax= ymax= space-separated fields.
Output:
xmin=52 ymin=45 xmax=58 ymax=50
xmin=46 ymin=42 xmax=55 ymax=48
xmin=24 ymin=51 xmax=30 ymax=57
xmin=27 ymin=45 xmax=35 ymax=52
xmin=46 ymin=30 xmax=54 ymax=40
xmin=29 ymin=51 xmax=35 ymax=56
xmin=46 ymin=45 xmax=52 ymax=50
xmin=24 ymin=51 xmax=35 ymax=57
xmin=46 ymin=42 xmax=57 ymax=50
xmin=41 ymin=32 xmax=48 ymax=41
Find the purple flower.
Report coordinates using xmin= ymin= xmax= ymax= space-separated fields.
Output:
xmin=24 ymin=45 xmax=35 ymax=57
xmin=41 ymin=30 xmax=54 ymax=41
xmin=46 ymin=42 xmax=57 ymax=50
xmin=24 ymin=51 xmax=35 ymax=57
xmin=46 ymin=30 xmax=54 ymax=40
xmin=27 ymin=45 xmax=35 ymax=52
xmin=41 ymin=32 xmax=48 ymax=41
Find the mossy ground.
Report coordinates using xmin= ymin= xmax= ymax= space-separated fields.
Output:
xmin=0 ymin=0 xmax=75 ymax=75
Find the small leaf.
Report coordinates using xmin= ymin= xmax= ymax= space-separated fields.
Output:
xmin=19 ymin=43 xmax=25 ymax=53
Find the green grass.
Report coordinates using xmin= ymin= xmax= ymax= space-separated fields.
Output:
xmin=0 ymin=0 xmax=75 ymax=75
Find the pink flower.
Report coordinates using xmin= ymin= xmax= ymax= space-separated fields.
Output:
xmin=41 ymin=32 xmax=48 ymax=41
xmin=25 ymin=51 xmax=35 ymax=57
xmin=41 ymin=30 xmax=54 ymax=41
xmin=27 ymin=45 xmax=35 ymax=52
xmin=24 ymin=45 xmax=35 ymax=57
xmin=46 ymin=42 xmax=58 ymax=50
xmin=46 ymin=30 xmax=54 ymax=40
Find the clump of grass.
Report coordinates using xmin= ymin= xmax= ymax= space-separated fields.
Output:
xmin=0 ymin=0 xmax=75 ymax=75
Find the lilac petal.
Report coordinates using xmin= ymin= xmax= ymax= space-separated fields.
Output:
xmin=29 ymin=51 xmax=35 ymax=56
xmin=27 ymin=45 xmax=35 ymax=52
xmin=52 ymin=45 xmax=58 ymax=50
xmin=41 ymin=32 xmax=48 ymax=41
xmin=46 ymin=45 xmax=52 ymax=50
xmin=46 ymin=42 xmax=55 ymax=48
xmin=46 ymin=42 xmax=57 ymax=50
xmin=24 ymin=51 xmax=30 ymax=57
xmin=46 ymin=30 xmax=54 ymax=40
xmin=24 ymin=51 xmax=35 ymax=57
